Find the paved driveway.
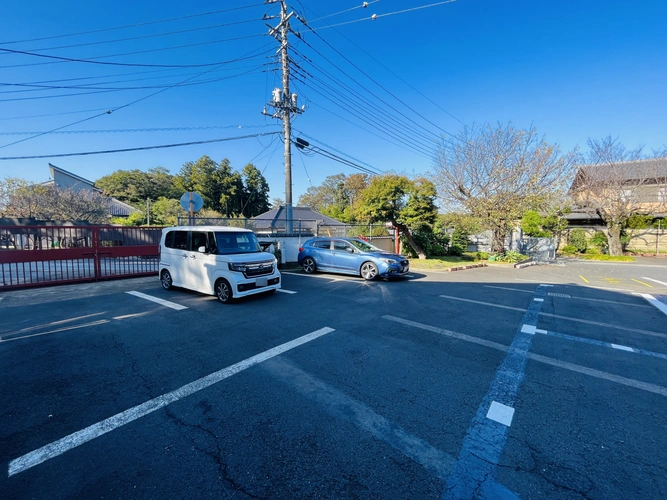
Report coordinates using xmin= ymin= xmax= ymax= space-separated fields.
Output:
xmin=1 ymin=260 xmax=666 ymax=499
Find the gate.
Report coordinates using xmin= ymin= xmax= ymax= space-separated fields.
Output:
xmin=0 ymin=225 xmax=162 ymax=290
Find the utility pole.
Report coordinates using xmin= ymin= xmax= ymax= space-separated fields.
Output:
xmin=263 ymin=0 xmax=304 ymax=233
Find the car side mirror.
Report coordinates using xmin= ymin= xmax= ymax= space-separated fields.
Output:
xmin=198 ymin=246 xmax=206 ymax=253
xmin=346 ymin=247 xmax=354 ymax=253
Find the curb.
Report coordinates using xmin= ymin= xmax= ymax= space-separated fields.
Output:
xmin=514 ymin=258 xmax=536 ymax=269
xmin=440 ymin=263 xmax=488 ymax=272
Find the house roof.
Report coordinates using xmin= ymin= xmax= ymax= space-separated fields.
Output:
xmin=48 ymin=163 xmax=97 ymax=189
xmin=106 ymin=198 xmax=139 ymax=217
xmin=252 ymin=206 xmax=344 ymax=229
xmin=572 ymin=158 xmax=667 ymax=186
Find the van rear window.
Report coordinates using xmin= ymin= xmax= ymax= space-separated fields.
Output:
xmin=165 ymin=231 xmax=187 ymax=250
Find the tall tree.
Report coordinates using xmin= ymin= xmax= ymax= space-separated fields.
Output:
xmin=356 ymin=174 xmax=437 ymax=259
xmin=174 ymin=156 xmax=243 ymax=214
xmin=433 ymin=123 xmax=577 ymax=251
xmin=95 ymin=167 xmax=178 ymax=204
xmin=240 ymin=163 xmax=270 ymax=217
xmin=571 ymin=136 xmax=667 ymax=255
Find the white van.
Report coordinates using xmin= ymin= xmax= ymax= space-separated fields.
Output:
xmin=158 ymin=226 xmax=281 ymax=303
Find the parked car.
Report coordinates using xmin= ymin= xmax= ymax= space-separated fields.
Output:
xmin=159 ymin=226 xmax=280 ymax=303
xmin=297 ymin=238 xmax=409 ymax=280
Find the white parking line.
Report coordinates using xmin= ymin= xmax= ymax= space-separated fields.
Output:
xmin=8 ymin=326 xmax=336 ymax=477
xmin=125 ymin=291 xmax=187 ymax=310
xmin=0 ymin=320 xmax=110 ymax=343
xmin=382 ymin=315 xmax=667 ymax=397
xmin=276 ymin=289 xmax=297 ymax=294
xmin=486 ymin=401 xmax=515 ymax=427
xmin=636 ymin=293 xmax=667 ymax=317
xmin=642 ymin=277 xmax=667 ymax=287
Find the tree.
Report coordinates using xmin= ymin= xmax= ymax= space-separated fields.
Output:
xmin=433 ymin=123 xmax=577 ymax=252
xmin=356 ymin=175 xmax=437 ymax=259
xmin=298 ymin=173 xmax=369 ymax=223
xmin=571 ymin=136 xmax=667 ymax=255
xmin=271 ymin=198 xmax=284 ymax=209
xmin=239 ymin=163 xmax=270 ymax=217
xmin=95 ymin=167 xmax=179 ymax=205
xmin=1 ymin=178 xmax=108 ymax=223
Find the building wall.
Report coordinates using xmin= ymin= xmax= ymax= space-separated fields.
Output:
xmin=561 ymin=226 xmax=667 ymax=254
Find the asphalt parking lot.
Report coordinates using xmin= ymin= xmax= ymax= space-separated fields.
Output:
xmin=1 ymin=259 xmax=666 ymax=499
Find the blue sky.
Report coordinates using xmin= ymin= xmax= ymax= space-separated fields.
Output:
xmin=1 ymin=0 xmax=665 ymax=204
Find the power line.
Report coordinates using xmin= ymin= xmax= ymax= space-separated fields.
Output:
xmin=0 ymin=124 xmax=280 ymax=135
xmin=0 ymin=132 xmax=281 ymax=161
xmin=0 ymin=46 xmax=270 ymax=149
xmin=8 ymin=19 xmax=262 ymax=54
xmin=309 ymin=1 xmax=457 ymax=30
xmin=297 ymin=21 xmax=458 ymax=143
xmin=0 ymin=108 xmax=112 ymax=121
xmin=293 ymin=128 xmax=382 ymax=174
xmin=0 ymin=34 xmax=267 ymax=69
xmin=305 ymin=1 xmax=381 ymax=24
xmin=0 ymin=64 xmax=269 ymax=101
xmin=302 ymin=5 xmax=466 ymax=127
xmin=0 ymin=3 xmax=267 ymax=45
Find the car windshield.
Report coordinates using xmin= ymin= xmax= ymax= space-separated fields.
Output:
xmin=348 ymin=239 xmax=382 ymax=253
xmin=214 ymin=231 xmax=261 ymax=255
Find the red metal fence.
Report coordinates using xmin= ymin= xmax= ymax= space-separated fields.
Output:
xmin=0 ymin=225 xmax=162 ymax=290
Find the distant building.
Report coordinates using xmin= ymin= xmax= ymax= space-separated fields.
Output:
xmin=252 ymin=206 xmax=345 ymax=236
xmin=41 ymin=163 xmax=138 ymax=218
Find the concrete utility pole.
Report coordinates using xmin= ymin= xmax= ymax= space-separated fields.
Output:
xmin=263 ymin=0 xmax=304 ymax=233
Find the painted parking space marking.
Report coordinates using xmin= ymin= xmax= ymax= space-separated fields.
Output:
xmin=632 ymin=278 xmax=653 ymax=288
xmin=439 ymin=294 xmax=667 ymax=339
xmin=382 ymin=315 xmax=667 ymax=397
xmin=0 ymin=320 xmax=110 ymax=343
xmin=548 ymin=292 xmax=572 ymax=298
xmin=485 ymin=285 xmax=533 ymax=294
xmin=276 ymin=289 xmax=297 ymax=294
xmin=643 ymin=277 xmax=667 ymax=287
xmin=486 ymin=401 xmax=515 ymax=427
xmin=8 ymin=326 xmax=336 ymax=477
xmin=636 ymin=293 xmax=667 ymax=318
xmin=579 ymin=275 xmax=590 ymax=283
xmin=535 ymin=328 xmax=667 ymax=360
xmin=125 ymin=291 xmax=187 ymax=310
xmin=443 ymin=285 xmax=546 ymax=498
xmin=611 ymin=344 xmax=634 ymax=352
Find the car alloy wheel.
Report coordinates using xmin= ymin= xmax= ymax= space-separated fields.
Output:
xmin=303 ymin=257 xmax=316 ymax=274
xmin=161 ymin=270 xmax=173 ymax=290
xmin=215 ymin=279 xmax=233 ymax=303
xmin=360 ymin=261 xmax=378 ymax=280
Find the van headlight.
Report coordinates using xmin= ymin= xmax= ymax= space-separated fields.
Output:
xmin=228 ymin=263 xmax=247 ymax=272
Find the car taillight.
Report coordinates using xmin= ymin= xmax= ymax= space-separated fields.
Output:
xmin=298 ymin=247 xmax=304 ymax=252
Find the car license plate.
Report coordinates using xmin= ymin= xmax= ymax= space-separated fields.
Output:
xmin=256 ymin=277 xmax=268 ymax=287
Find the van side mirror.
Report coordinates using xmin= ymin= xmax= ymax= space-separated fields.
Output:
xmin=198 ymin=246 xmax=206 ymax=253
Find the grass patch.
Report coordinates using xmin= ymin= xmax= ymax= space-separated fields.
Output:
xmin=410 ymin=256 xmax=482 ymax=269
xmin=579 ymin=255 xmax=635 ymax=262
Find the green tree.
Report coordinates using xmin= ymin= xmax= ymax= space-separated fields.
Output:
xmin=521 ymin=211 xmax=548 ymax=237
xmin=356 ymin=175 xmax=437 ymax=259
xmin=95 ymin=167 xmax=178 ymax=205
xmin=239 ymin=163 xmax=270 ymax=217
xmin=151 ymin=197 xmax=185 ymax=226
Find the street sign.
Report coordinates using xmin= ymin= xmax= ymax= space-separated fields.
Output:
xmin=179 ymin=192 xmax=204 ymax=213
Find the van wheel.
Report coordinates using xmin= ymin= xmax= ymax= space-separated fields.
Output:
xmin=302 ymin=257 xmax=316 ymax=274
xmin=215 ymin=279 xmax=233 ymax=304
xmin=160 ymin=270 xmax=173 ymax=290
xmin=360 ymin=261 xmax=378 ymax=281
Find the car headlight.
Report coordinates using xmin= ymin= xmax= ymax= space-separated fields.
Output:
xmin=228 ymin=263 xmax=248 ymax=272
xmin=380 ymin=258 xmax=397 ymax=264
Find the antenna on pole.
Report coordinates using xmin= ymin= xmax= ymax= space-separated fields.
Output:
xmin=262 ymin=0 xmax=304 ymax=233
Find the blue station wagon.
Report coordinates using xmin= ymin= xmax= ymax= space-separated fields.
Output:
xmin=297 ymin=238 xmax=410 ymax=280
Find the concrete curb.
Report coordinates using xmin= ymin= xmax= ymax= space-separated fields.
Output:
xmin=411 ymin=263 xmax=489 ymax=273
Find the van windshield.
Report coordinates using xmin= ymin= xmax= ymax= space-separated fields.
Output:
xmin=213 ymin=231 xmax=261 ymax=255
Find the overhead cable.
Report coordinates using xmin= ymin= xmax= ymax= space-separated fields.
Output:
xmin=0 ymin=132 xmax=282 ymax=161
xmin=0 ymin=3 xmax=266 ymax=45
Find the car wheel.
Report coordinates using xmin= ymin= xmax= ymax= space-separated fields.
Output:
xmin=302 ymin=257 xmax=316 ymax=274
xmin=215 ymin=278 xmax=233 ymax=304
xmin=160 ymin=270 xmax=173 ymax=290
xmin=360 ymin=261 xmax=378 ymax=281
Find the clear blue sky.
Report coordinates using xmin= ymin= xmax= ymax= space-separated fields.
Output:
xmin=1 ymin=0 xmax=665 ymax=204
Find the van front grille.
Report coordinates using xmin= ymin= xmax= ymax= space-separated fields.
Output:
xmin=243 ymin=260 xmax=275 ymax=278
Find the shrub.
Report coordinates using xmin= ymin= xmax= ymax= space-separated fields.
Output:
xmin=561 ymin=245 xmax=578 ymax=255
xmin=494 ymin=250 xmax=527 ymax=263
xmin=589 ymin=231 xmax=608 ymax=252
xmin=448 ymin=229 xmax=468 ymax=256
xmin=585 ymin=247 xmax=601 ymax=255
xmin=401 ymin=224 xmax=450 ymax=258
xmin=568 ymin=229 xmax=587 ymax=253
